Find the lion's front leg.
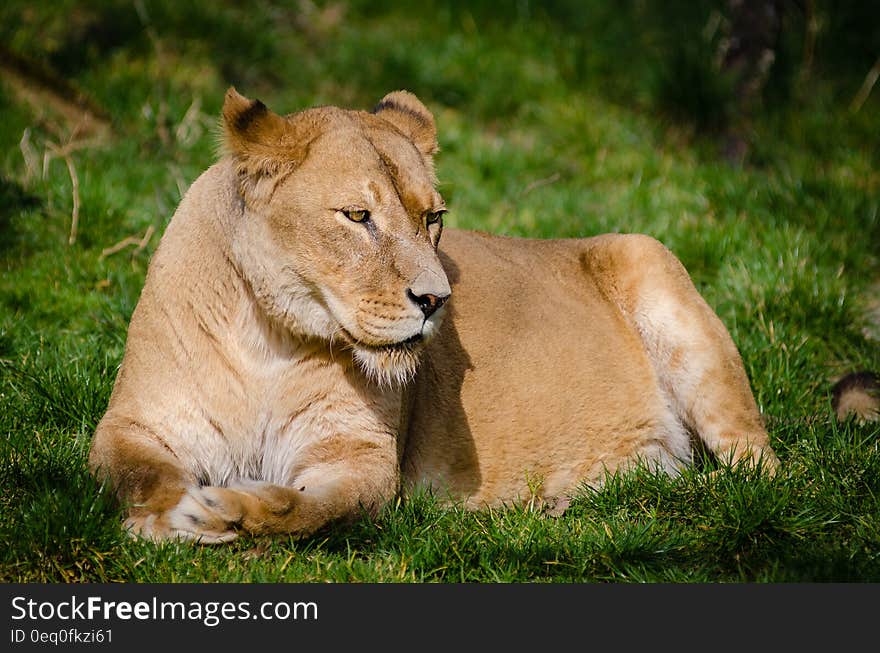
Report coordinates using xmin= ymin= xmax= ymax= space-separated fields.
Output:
xmin=167 ymin=473 xmax=395 ymax=540
xmin=90 ymin=419 xmax=240 ymax=544
xmin=161 ymin=436 xmax=400 ymax=541
xmin=127 ymin=468 xmax=396 ymax=543
xmin=94 ymin=411 xmax=399 ymax=543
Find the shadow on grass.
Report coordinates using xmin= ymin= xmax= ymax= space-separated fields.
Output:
xmin=0 ymin=424 xmax=124 ymax=582
xmin=0 ymin=176 xmax=41 ymax=257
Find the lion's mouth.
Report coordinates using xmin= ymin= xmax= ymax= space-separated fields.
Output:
xmin=393 ymin=332 xmax=424 ymax=348
xmin=342 ymin=327 xmax=427 ymax=386
xmin=340 ymin=329 xmax=424 ymax=352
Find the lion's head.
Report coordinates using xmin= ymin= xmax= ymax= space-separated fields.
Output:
xmin=221 ymin=88 xmax=450 ymax=386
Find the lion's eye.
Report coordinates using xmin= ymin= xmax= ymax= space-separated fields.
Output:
xmin=426 ymin=209 xmax=446 ymax=226
xmin=342 ymin=209 xmax=371 ymax=223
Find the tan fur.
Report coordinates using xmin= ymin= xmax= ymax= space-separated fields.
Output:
xmin=89 ymin=89 xmax=778 ymax=543
xmin=832 ymin=371 xmax=880 ymax=424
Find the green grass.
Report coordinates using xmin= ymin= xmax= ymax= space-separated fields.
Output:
xmin=1 ymin=0 xmax=879 ymax=582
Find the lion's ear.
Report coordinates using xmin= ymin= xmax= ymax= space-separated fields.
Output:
xmin=222 ymin=87 xmax=289 ymax=162
xmin=221 ymin=87 xmax=311 ymax=202
xmin=372 ymin=91 xmax=438 ymax=157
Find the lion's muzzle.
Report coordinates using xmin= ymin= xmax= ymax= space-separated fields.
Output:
xmin=407 ymin=267 xmax=451 ymax=319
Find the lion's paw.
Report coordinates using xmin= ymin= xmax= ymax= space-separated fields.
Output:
xmin=124 ymin=487 xmax=242 ymax=544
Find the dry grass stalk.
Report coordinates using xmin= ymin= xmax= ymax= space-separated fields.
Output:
xmin=99 ymin=225 xmax=156 ymax=260
xmin=43 ymin=138 xmax=86 ymax=245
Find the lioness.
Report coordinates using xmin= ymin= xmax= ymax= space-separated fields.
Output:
xmin=89 ymin=88 xmax=778 ymax=542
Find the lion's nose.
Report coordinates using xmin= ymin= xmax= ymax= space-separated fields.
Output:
xmin=407 ymin=288 xmax=449 ymax=319
xmin=407 ymin=268 xmax=451 ymax=319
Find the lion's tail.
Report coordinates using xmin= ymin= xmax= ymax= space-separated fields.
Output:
xmin=831 ymin=370 xmax=880 ymax=423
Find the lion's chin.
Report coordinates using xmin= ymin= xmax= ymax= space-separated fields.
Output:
xmin=351 ymin=342 xmax=423 ymax=387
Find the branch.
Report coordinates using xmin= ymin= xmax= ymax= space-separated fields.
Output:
xmin=850 ymin=55 xmax=880 ymax=114
xmin=63 ymin=154 xmax=80 ymax=245
xmin=520 ymin=172 xmax=561 ymax=196
xmin=100 ymin=225 xmax=155 ymax=260
xmin=44 ymin=139 xmax=82 ymax=245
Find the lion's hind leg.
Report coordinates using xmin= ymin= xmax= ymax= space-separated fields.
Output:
xmin=583 ymin=234 xmax=779 ymax=473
